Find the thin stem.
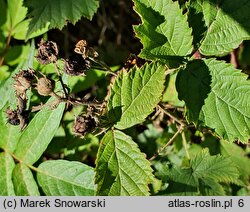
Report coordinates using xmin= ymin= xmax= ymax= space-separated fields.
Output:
xmin=68 ymin=97 xmax=103 ymax=107
xmin=89 ymin=57 xmax=117 ymax=76
xmin=181 ymin=131 xmax=190 ymax=160
xmin=10 ymin=152 xmax=40 ymax=173
xmin=158 ymin=104 xmax=185 ymax=126
xmin=53 ymin=62 xmax=69 ymax=99
xmin=149 ymin=125 xmax=183 ymax=161
xmin=0 ymin=29 xmax=12 ymax=66
xmin=165 ymin=68 xmax=176 ymax=75
xmin=31 ymin=96 xmax=103 ymax=112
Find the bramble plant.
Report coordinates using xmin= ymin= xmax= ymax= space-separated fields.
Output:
xmin=0 ymin=0 xmax=250 ymax=196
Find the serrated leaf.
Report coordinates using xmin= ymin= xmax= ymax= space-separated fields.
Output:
xmin=107 ymin=62 xmax=165 ymax=130
xmin=165 ymin=149 xmax=240 ymax=195
xmin=199 ymin=0 xmax=250 ymax=55
xmin=133 ymin=0 xmax=193 ymax=67
xmin=176 ymin=59 xmax=250 ymax=142
xmin=12 ymin=163 xmax=40 ymax=196
xmin=0 ymin=107 xmax=21 ymax=153
xmin=220 ymin=140 xmax=250 ymax=184
xmin=95 ymin=130 xmax=154 ymax=196
xmin=187 ymin=0 xmax=207 ymax=47
xmin=37 ymin=160 xmax=95 ymax=196
xmin=25 ymin=0 xmax=99 ymax=38
xmin=0 ymin=152 xmax=15 ymax=195
xmin=191 ymin=149 xmax=239 ymax=183
xmin=165 ymin=167 xmax=198 ymax=195
xmin=14 ymin=102 xmax=65 ymax=165
xmin=199 ymin=178 xmax=225 ymax=196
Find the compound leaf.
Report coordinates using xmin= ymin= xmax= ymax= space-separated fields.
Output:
xmin=12 ymin=163 xmax=40 ymax=196
xmin=220 ymin=140 xmax=250 ymax=184
xmin=176 ymin=59 xmax=250 ymax=143
xmin=25 ymin=0 xmax=99 ymax=38
xmin=165 ymin=149 xmax=239 ymax=195
xmin=191 ymin=149 xmax=239 ymax=183
xmin=14 ymin=102 xmax=65 ymax=165
xmin=95 ymin=130 xmax=154 ymax=196
xmin=37 ymin=160 xmax=95 ymax=196
xmin=107 ymin=62 xmax=165 ymax=130
xmin=199 ymin=0 xmax=250 ymax=55
xmin=134 ymin=0 xmax=193 ymax=67
xmin=0 ymin=152 xmax=15 ymax=195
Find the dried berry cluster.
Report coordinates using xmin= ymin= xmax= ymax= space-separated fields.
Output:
xmin=7 ymin=68 xmax=57 ymax=130
xmin=72 ymin=106 xmax=100 ymax=137
xmin=7 ymin=39 xmax=103 ymax=137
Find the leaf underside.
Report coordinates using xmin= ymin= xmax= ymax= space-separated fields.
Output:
xmin=12 ymin=163 xmax=40 ymax=196
xmin=0 ymin=152 xmax=15 ymax=195
xmin=14 ymin=102 xmax=65 ymax=165
xmin=37 ymin=160 xmax=96 ymax=196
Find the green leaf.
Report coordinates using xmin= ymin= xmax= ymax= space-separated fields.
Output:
xmin=133 ymin=0 xmax=193 ymax=67
xmin=176 ymin=59 xmax=250 ymax=142
xmin=37 ymin=160 xmax=95 ymax=196
xmin=12 ymin=163 xmax=40 ymax=196
xmin=199 ymin=0 xmax=250 ymax=55
xmin=0 ymin=152 xmax=15 ymax=195
xmin=12 ymin=19 xmax=49 ymax=40
xmin=0 ymin=63 xmax=24 ymax=110
xmin=199 ymin=178 xmax=225 ymax=196
xmin=0 ymin=0 xmax=7 ymax=27
xmin=25 ymin=0 xmax=99 ymax=38
xmin=166 ymin=167 xmax=198 ymax=195
xmin=0 ymin=107 xmax=21 ymax=153
xmin=165 ymin=149 xmax=240 ymax=195
xmin=176 ymin=59 xmax=211 ymax=122
xmin=14 ymin=102 xmax=65 ymax=165
xmin=107 ymin=62 xmax=165 ymax=130
xmin=95 ymin=130 xmax=154 ymax=196
xmin=220 ymin=140 xmax=250 ymax=184
xmin=187 ymin=0 xmax=207 ymax=47
xmin=162 ymin=72 xmax=185 ymax=107
xmin=8 ymin=0 xmax=27 ymax=29
xmin=191 ymin=149 xmax=239 ymax=183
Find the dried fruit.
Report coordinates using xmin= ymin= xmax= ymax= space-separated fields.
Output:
xmin=6 ymin=108 xmax=20 ymax=126
xmin=64 ymin=54 xmax=91 ymax=76
xmin=13 ymin=68 xmax=36 ymax=95
xmin=36 ymin=39 xmax=58 ymax=65
xmin=17 ymin=96 xmax=27 ymax=112
xmin=36 ymin=77 xmax=55 ymax=96
xmin=73 ymin=113 xmax=99 ymax=136
xmin=74 ymin=40 xmax=99 ymax=59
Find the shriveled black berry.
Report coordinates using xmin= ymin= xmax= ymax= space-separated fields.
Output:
xmin=64 ymin=54 xmax=91 ymax=76
xmin=73 ymin=113 xmax=98 ymax=137
xmin=6 ymin=108 xmax=20 ymax=126
xmin=36 ymin=39 xmax=58 ymax=65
